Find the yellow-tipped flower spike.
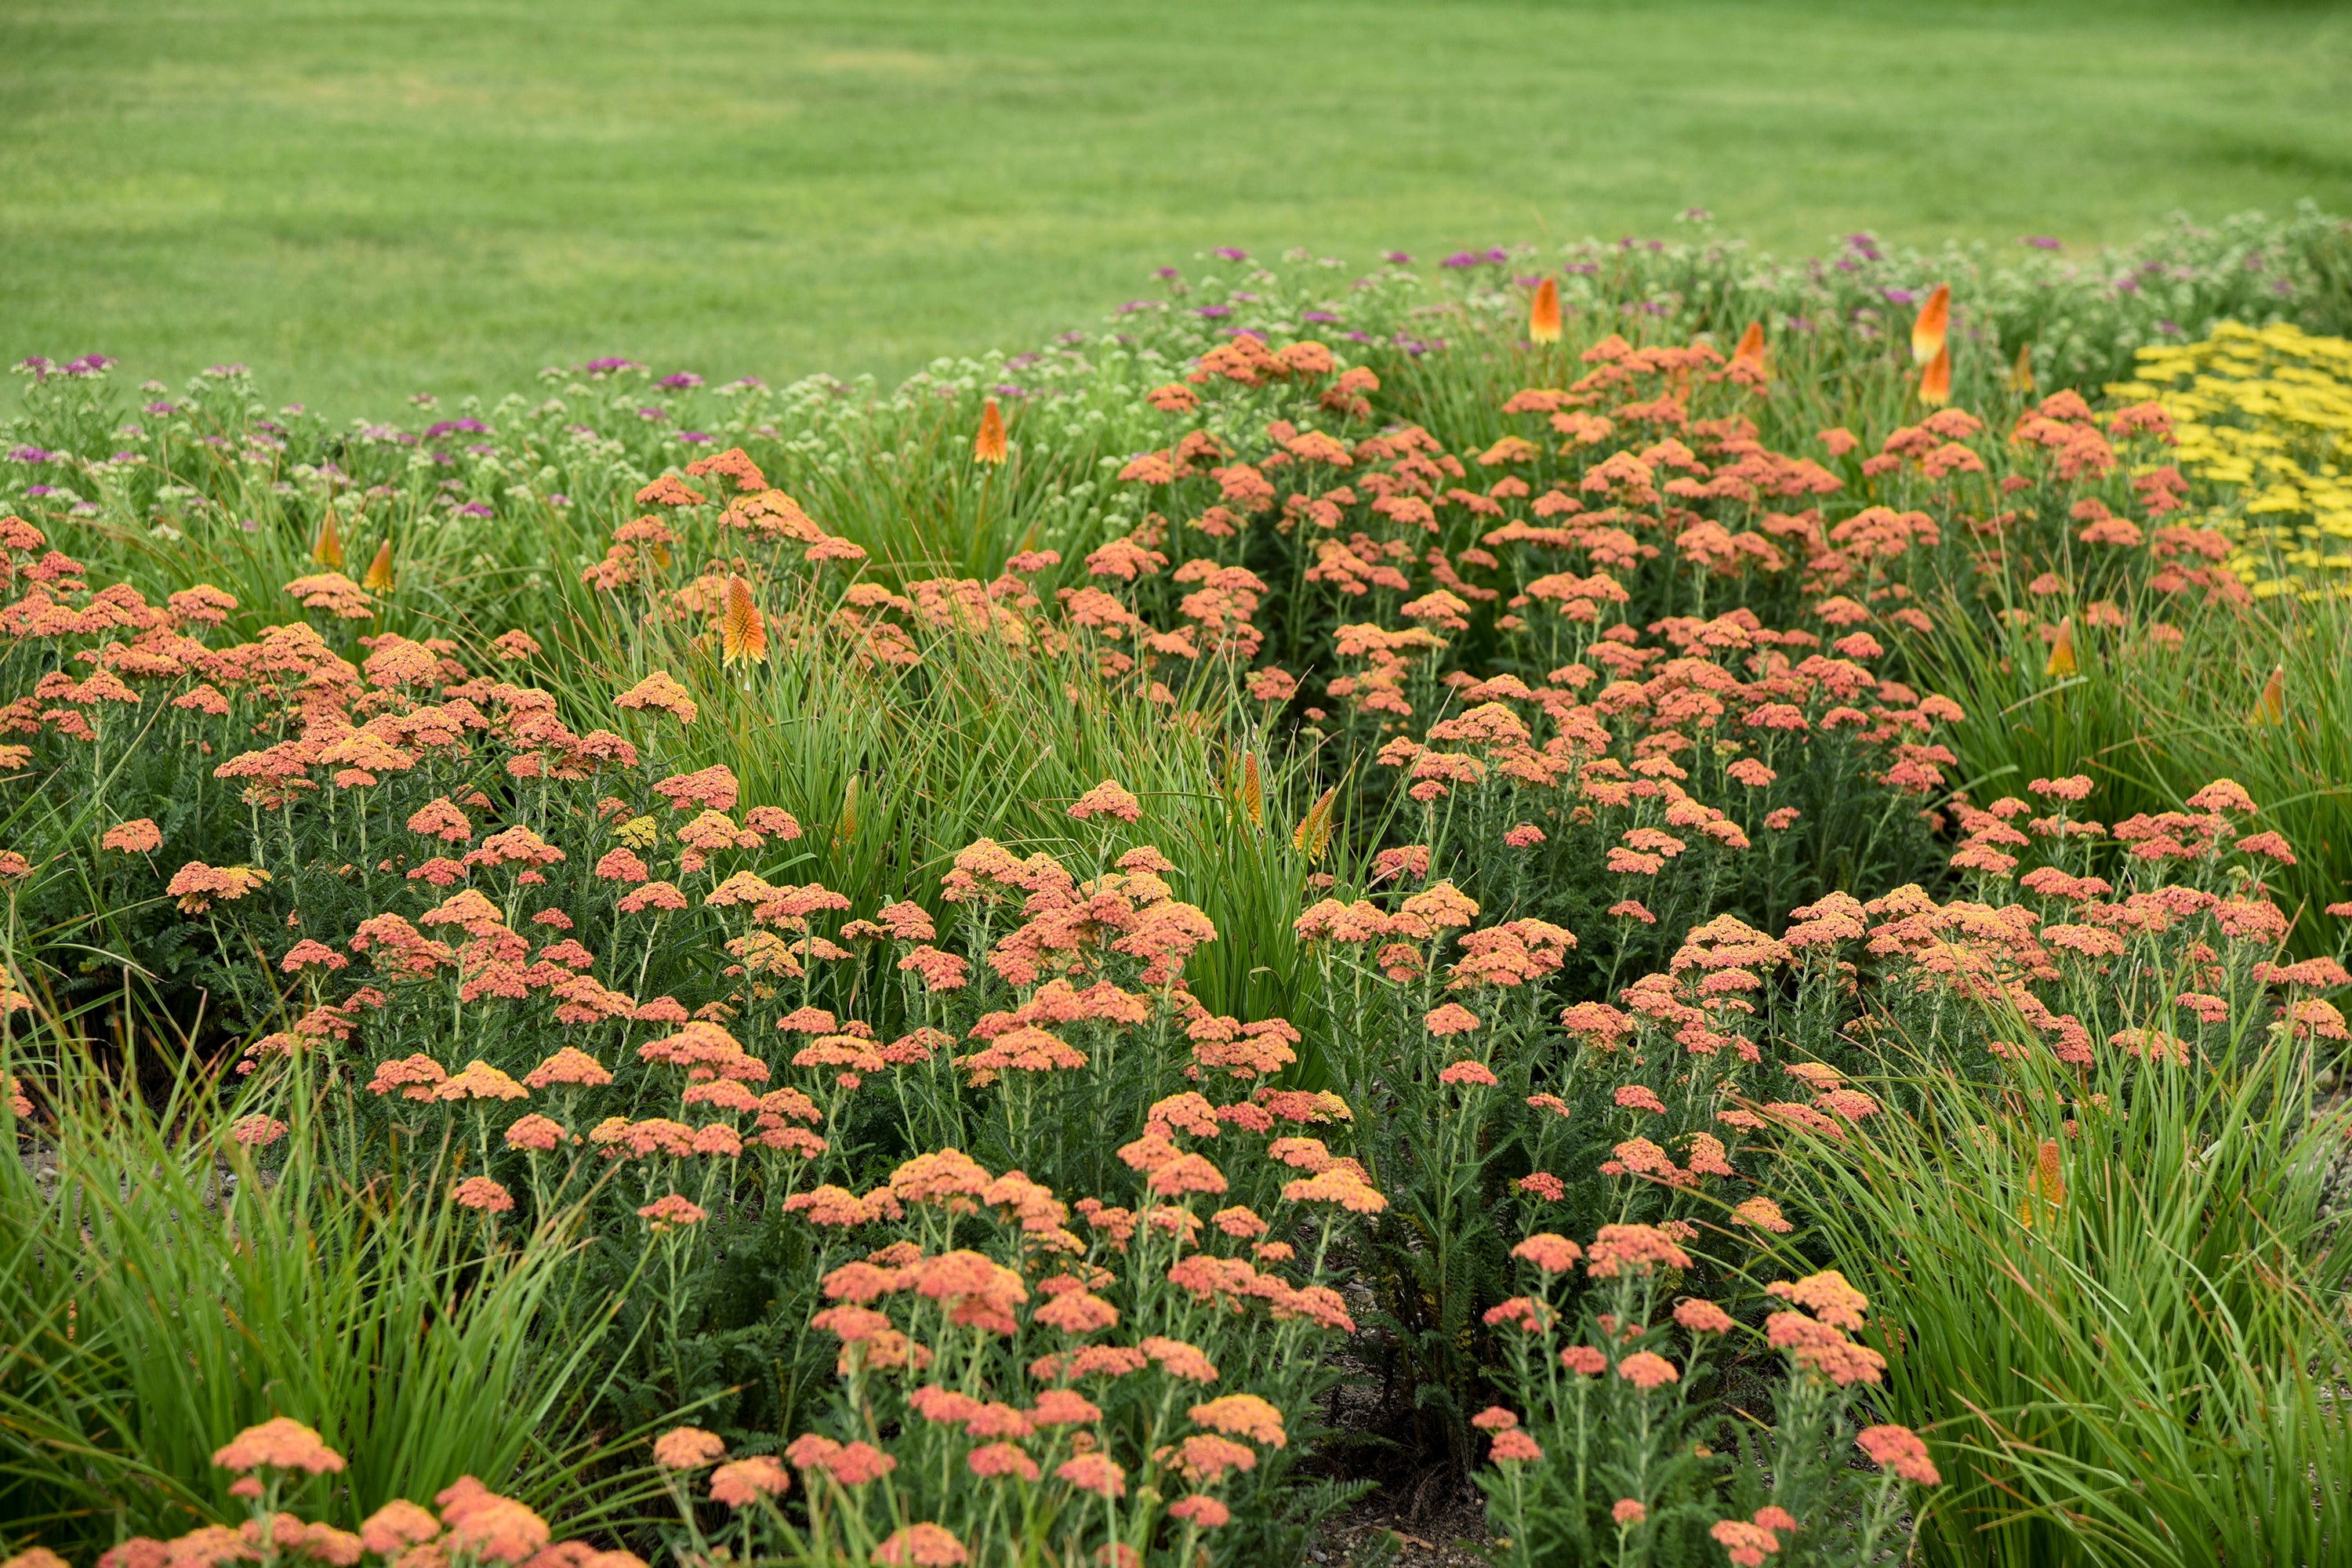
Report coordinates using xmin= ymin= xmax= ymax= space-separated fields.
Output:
xmin=1240 ymin=752 xmax=1264 ymax=828
xmin=361 ymin=539 xmax=395 ymax=593
xmin=311 ymin=508 xmax=345 ymax=569
xmin=2006 ymin=341 xmax=2036 ymax=395
xmin=972 ymin=398 xmax=1007 ymax=466
xmin=720 ymin=575 xmax=767 ymax=666
xmin=2045 ymin=616 xmax=2078 ymax=677
xmin=1918 ymin=343 xmax=1952 ymax=408
xmin=1293 ymin=786 xmax=1338 ymax=863
xmin=2252 ymin=663 xmax=2285 ymax=725
xmin=1911 ymin=282 xmax=1950 ymax=365
xmin=1528 ymin=277 xmax=1563 ymax=345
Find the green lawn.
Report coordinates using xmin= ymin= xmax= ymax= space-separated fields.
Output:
xmin=3 ymin=0 xmax=2349 ymax=418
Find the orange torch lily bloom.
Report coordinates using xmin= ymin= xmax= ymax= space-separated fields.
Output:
xmin=973 ymin=398 xmax=1008 ymax=466
xmin=1528 ymin=278 xmax=1563 ymax=345
xmin=362 ymin=539 xmax=396 ymax=592
xmin=1911 ymin=283 xmax=1950 ymax=365
xmin=1732 ymin=321 xmax=1768 ymax=376
xmin=311 ymin=509 xmax=345 ymax=569
xmin=721 ymin=575 xmax=768 ymax=666
xmin=2044 ymin=616 xmax=2077 ymax=678
xmin=1919 ymin=343 xmax=1951 ymax=408
xmin=2252 ymin=664 xmax=2285 ymax=725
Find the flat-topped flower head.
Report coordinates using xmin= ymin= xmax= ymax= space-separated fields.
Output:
xmin=451 ymin=1177 xmax=514 ymax=1213
xmin=708 ymin=1455 xmax=789 ymax=1506
xmin=652 ymin=1427 xmax=726 ymax=1470
xmin=212 ymin=1417 xmax=346 ymax=1475
xmin=1587 ymin=1223 xmax=1692 ymax=1278
xmin=1857 ymin=1423 xmax=1941 ymax=1486
xmin=1069 ymin=779 xmax=1142 ymax=822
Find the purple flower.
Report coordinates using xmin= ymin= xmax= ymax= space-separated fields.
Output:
xmin=2156 ymin=320 xmax=2183 ymax=336
xmin=1226 ymin=328 xmax=1267 ymax=342
xmin=145 ymin=401 xmax=179 ymax=416
xmin=1195 ymin=305 xmax=1232 ymax=319
xmin=1512 ymin=274 xmax=1543 ymax=289
xmin=989 ymin=384 xmax=1028 ymax=398
xmin=659 ymin=372 xmax=704 ymax=390
xmin=422 ymin=418 xmax=491 ymax=440
xmin=2021 ymin=236 xmax=2062 ymax=251
xmin=64 ymin=354 xmax=117 ymax=376
xmin=1882 ymin=288 xmax=1916 ymax=307
xmin=1231 ymin=291 xmax=1260 ymax=303
xmin=1007 ymin=351 xmax=1041 ymax=369
xmin=1116 ymin=299 xmax=1159 ymax=315
xmin=203 ymin=364 xmax=249 ymax=378
xmin=16 ymin=356 xmax=53 ymax=374
xmin=637 ymin=407 xmax=669 ymax=422
xmin=1212 ymin=247 xmax=1249 ymax=262
xmin=1058 ymin=330 xmax=1086 ymax=344
xmin=1154 ymin=267 xmax=1181 ymax=280
xmin=1382 ymin=252 xmax=1414 ymax=265
xmin=1441 ymin=251 xmax=1483 ymax=269
xmin=1680 ymin=207 xmax=1713 ymax=222
xmin=1566 ymin=263 xmax=1599 ymax=277
xmin=238 ymin=516 xmax=258 ymax=532
xmin=7 ymin=446 xmax=55 ymax=464
xmin=2114 ymin=277 xmax=2139 ymax=294
xmin=1788 ymin=315 xmax=1815 ymax=333
xmin=728 ymin=375 xmax=767 ymax=390
xmin=1302 ymin=310 xmax=1340 ymax=324
xmin=584 ymin=357 xmax=641 ymax=374
xmin=111 ymin=451 xmax=141 ymax=463
xmin=1485 ymin=247 xmax=1509 ymax=264
xmin=548 ymin=494 xmax=572 ymax=508
xmin=24 ymin=485 xmax=56 ymax=499
xmin=677 ymin=431 xmax=712 ymax=445
xmin=1345 ymin=330 xmax=1372 ymax=342
xmin=455 ymin=501 xmax=495 ymax=518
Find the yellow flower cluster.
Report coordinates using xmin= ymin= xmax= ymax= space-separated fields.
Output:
xmin=2111 ymin=321 xmax=2352 ymax=597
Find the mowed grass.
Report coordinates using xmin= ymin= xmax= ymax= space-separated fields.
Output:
xmin=2 ymin=0 xmax=2349 ymax=418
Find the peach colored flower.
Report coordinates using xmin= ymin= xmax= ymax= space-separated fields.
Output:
xmin=1857 ymin=1424 xmax=1941 ymax=1486
xmin=708 ymin=1455 xmax=789 ymax=1506
xmin=451 ymin=1177 xmax=514 ymax=1214
xmin=1616 ymin=1352 xmax=1679 ymax=1389
xmin=212 ymin=1417 xmax=345 ymax=1475
xmin=102 ymin=818 xmax=162 ymax=853
xmin=1068 ymin=779 xmax=1142 ymax=822
xmin=1055 ymin=1452 xmax=1127 ymax=1498
xmin=1510 ymin=1232 xmax=1582 ymax=1274
xmin=652 ymin=1427 xmax=726 ymax=1470
xmin=1489 ymin=1429 xmax=1543 ymax=1463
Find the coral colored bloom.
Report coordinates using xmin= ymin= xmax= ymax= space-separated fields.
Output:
xmin=451 ymin=1177 xmax=514 ymax=1214
xmin=1438 ymin=1058 xmax=1497 ymax=1087
xmin=1190 ymin=1393 xmax=1286 ymax=1446
xmin=1424 ymin=1003 xmax=1480 ymax=1037
xmin=1511 ymin=1232 xmax=1583 ymax=1273
xmin=1675 ymin=1298 xmax=1734 ymax=1334
xmin=875 ymin=1523 xmax=969 ymax=1567
xmin=637 ymin=1194 xmax=707 ymax=1232
xmin=1616 ymin=1352 xmax=1679 ymax=1389
xmin=1857 ymin=1424 xmax=1941 ymax=1486
xmin=1562 ymin=1345 xmax=1606 ymax=1376
xmin=709 ymin=1455 xmax=789 ymax=1506
xmin=1613 ymin=1498 xmax=1648 ymax=1526
xmin=1489 ymin=1429 xmax=1543 ymax=1463
xmin=1613 ymin=1084 xmax=1666 ymax=1115
xmin=1711 ymin=1520 xmax=1780 ymax=1566
xmin=101 ymin=818 xmax=162 ymax=853
xmin=1169 ymin=1495 xmax=1230 ymax=1528
xmin=1470 ymin=1406 xmax=1519 ymax=1432
xmin=1055 ymin=1451 xmax=1127 ymax=1498
xmin=652 ymin=1427 xmax=726 ymax=1469
xmin=1068 ymin=778 xmax=1142 ymax=822
xmin=212 ymin=1417 xmax=345 ymax=1474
